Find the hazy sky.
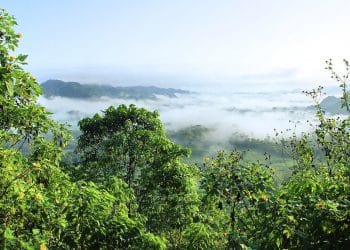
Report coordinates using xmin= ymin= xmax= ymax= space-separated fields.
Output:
xmin=2 ymin=0 xmax=350 ymax=86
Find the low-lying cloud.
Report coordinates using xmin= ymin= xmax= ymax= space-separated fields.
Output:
xmin=38 ymin=86 xmax=317 ymax=139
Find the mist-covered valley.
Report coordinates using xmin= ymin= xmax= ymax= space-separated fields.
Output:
xmin=39 ymin=80 xmax=319 ymax=137
xmin=2 ymin=2 xmax=350 ymax=247
xmin=39 ymin=80 xmax=333 ymax=175
xmin=39 ymin=80 xmax=348 ymax=177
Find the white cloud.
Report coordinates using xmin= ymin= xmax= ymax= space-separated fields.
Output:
xmin=39 ymin=86 xmax=317 ymax=138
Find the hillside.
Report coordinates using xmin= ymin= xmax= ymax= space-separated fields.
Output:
xmin=41 ymin=79 xmax=191 ymax=99
xmin=320 ymin=95 xmax=348 ymax=114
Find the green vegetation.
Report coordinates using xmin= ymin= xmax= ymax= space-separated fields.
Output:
xmin=41 ymin=79 xmax=190 ymax=99
xmin=1 ymin=9 xmax=349 ymax=249
xmin=0 ymin=9 xmax=166 ymax=249
xmin=169 ymin=127 xmax=294 ymax=181
xmin=168 ymin=125 xmax=213 ymax=160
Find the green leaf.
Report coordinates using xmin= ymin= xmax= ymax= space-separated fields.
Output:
xmin=6 ymin=79 xmax=14 ymax=96
xmin=32 ymin=229 xmax=40 ymax=235
xmin=17 ymin=54 xmax=28 ymax=62
xmin=4 ymin=228 xmax=15 ymax=239
xmin=275 ymin=237 xmax=282 ymax=248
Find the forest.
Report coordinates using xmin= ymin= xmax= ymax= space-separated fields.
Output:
xmin=0 ymin=9 xmax=349 ymax=249
xmin=41 ymin=80 xmax=190 ymax=100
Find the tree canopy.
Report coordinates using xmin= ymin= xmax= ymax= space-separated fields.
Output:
xmin=1 ymin=8 xmax=349 ymax=249
xmin=0 ymin=9 xmax=166 ymax=249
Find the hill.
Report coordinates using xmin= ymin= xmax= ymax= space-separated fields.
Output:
xmin=41 ymin=79 xmax=190 ymax=99
xmin=320 ymin=95 xmax=348 ymax=115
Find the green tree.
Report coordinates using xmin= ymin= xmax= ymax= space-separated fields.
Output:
xmin=264 ymin=61 xmax=350 ymax=248
xmin=0 ymin=8 xmax=72 ymax=248
xmin=200 ymin=151 xmax=274 ymax=249
xmin=238 ymin=61 xmax=349 ymax=249
xmin=60 ymin=178 xmax=167 ymax=249
xmin=75 ymin=104 xmax=200 ymax=248
xmin=198 ymin=61 xmax=350 ymax=249
xmin=0 ymin=9 xmax=165 ymax=249
xmin=263 ymin=61 xmax=350 ymax=249
xmin=75 ymin=104 xmax=187 ymax=185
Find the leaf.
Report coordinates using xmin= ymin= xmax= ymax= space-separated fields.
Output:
xmin=4 ymin=228 xmax=15 ymax=239
xmin=17 ymin=54 xmax=28 ymax=62
xmin=287 ymin=215 xmax=296 ymax=223
xmin=6 ymin=79 xmax=14 ymax=96
xmin=32 ymin=228 xmax=40 ymax=235
xmin=283 ymin=229 xmax=292 ymax=239
xmin=275 ymin=237 xmax=282 ymax=247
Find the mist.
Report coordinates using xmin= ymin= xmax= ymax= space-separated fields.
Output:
xmin=38 ymin=84 xmax=318 ymax=141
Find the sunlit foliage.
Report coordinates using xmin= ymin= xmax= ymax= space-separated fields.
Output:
xmin=1 ymin=8 xmax=349 ymax=249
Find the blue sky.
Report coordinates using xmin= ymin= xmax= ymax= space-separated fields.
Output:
xmin=2 ymin=0 xmax=350 ymax=86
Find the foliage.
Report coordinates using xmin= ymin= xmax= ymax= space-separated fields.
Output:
xmin=0 ymin=9 xmax=165 ymax=249
xmin=168 ymin=125 xmax=211 ymax=147
xmin=75 ymin=104 xmax=183 ymax=183
xmin=60 ymin=179 xmax=167 ymax=249
xmin=181 ymin=223 xmax=224 ymax=250
xmin=200 ymin=151 xmax=275 ymax=249
xmin=1 ymin=7 xmax=349 ymax=250
xmin=267 ymin=65 xmax=350 ymax=248
xmin=197 ymin=61 xmax=350 ymax=249
xmin=0 ymin=8 xmax=71 ymax=248
xmin=75 ymin=104 xmax=200 ymax=248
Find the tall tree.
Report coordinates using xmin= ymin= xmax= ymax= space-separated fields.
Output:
xmin=0 ymin=8 xmax=72 ymax=248
xmin=76 ymin=104 xmax=187 ymax=186
xmin=0 ymin=9 xmax=166 ymax=249
xmin=75 ymin=104 xmax=200 ymax=247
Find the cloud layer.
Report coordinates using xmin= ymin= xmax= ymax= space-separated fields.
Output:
xmin=38 ymin=85 xmax=317 ymax=139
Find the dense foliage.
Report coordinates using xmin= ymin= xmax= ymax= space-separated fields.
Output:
xmin=73 ymin=104 xmax=200 ymax=248
xmin=0 ymin=9 xmax=166 ymax=249
xmin=1 ymin=9 xmax=349 ymax=249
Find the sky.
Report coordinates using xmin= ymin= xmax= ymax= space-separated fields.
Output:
xmin=2 ymin=0 xmax=350 ymax=87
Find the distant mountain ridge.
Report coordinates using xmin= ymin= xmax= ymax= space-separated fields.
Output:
xmin=225 ymin=95 xmax=349 ymax=115
xmin=41 ymin=80 xmax=191 ymax=99
xmin=319 ymin=96 xmax=348 ymax=115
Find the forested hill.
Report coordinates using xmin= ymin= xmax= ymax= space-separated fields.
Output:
xmin=41 ymin=79 xmax=191 ymax=99
xmin=320 ymin=95 xmax=349 ymax=114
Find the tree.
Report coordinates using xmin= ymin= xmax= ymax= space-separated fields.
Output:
xmin=0 ymin=9 xmax=165 ymax=249
xmin=60 ymin=178 xmax=167 ymax=249
xmin=75 ymin=104 xmax=200 ymax=247
xmin=198 ymin=60 xmax=350 ymax=249
xmin=263 ymin=60 xmax=350 ymax=249
xmin=0 ymin=8 xmax=72 ymax=248
xmin=265 ymin=61 xmax=350 ymax=248
xmin=76 ymin=104 xmax=187 ymax=186
xmin=200 ymin=151 xmax=274 ymax=249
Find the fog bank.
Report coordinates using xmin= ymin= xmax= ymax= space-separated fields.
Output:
xmin=38 ymin=85 xmax=320 ymax=140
